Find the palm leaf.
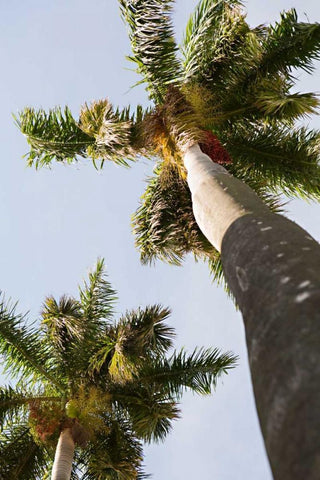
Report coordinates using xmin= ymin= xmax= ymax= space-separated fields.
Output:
xmin=79 ymin=258 xmax=117 ymax=335
xmin=119 ymin=0 xmax=181 ymax=103
xmin=0 ymin=294 xmax=65 ymax=392
xmin=116 ymin=387 xmax=180 ymax=443
xmin=117 ymin=305 xmax=175 ymax=357
xmin=182 ymin=0 xmax=245 ymax=82
xmin=138 ymin=347 xmax=237 ymax=397
xmin=79 ymin=417 xmax=147 ymax=480
xmin=79 ymin=100 xmax=142 ymax=167
xmin=258 ymin=9 xmax=320 ymax=76
xmin=0 ymin=424 xmax=51 ymax=479
xmin=224 ymin=123 xmax=320 ymax=199
xmin=133 ymin=163 xmax=216 ymax=266
xmin=16 ymin=106 xmax=94 ymax=168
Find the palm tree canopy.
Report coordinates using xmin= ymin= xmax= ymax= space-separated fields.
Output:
xmin=0 ymin=259 xmax=236 ymax=479
xmin=16 ymin=0 xmax=320 ymax=283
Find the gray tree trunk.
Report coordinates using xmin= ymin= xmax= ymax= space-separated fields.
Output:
xmin=184 ymin=145 xmax=320 ymax=480
xmin=51 ymin=428 xmax=75 ymax=480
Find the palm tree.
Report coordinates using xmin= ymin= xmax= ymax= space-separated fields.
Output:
xmin=16 ymin=1 xmax=320 ymax=478
xmin=0 ymin=258 xmax=235 ymax=480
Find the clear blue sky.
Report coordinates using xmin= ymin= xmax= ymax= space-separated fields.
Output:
xmin=1 ymin=1 xmax=319 ymax=478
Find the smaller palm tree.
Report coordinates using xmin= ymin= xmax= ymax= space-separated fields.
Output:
xmin=0 ymin=259 xmax=236 ymax=480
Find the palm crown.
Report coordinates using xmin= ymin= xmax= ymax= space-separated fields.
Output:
xmin=0 ymin=259 xmax=236 ymax=479
xmin=16 ymin=0 xmax=320 ymax=283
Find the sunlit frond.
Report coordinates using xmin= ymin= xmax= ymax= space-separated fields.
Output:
xmin=182 ymin=0 xmax=246 ymax=82
xmin=0 ymin=294 xmax=64 ymax=391
xmin=79 ymin=258 xmax=117 ymax=332
xmin=118 ymin=304 xmax=175 ymax=358
xmin=139 ymin=347 xmax=237 ymax=397
xmin=119 ymin=0 xmax=182 ymax=103
xmin=79 ymin=99 xmax=142 ymax=167
xmin=16 ymin=106 xmax=93 ymax=168
xmin=224 ymin=123 xmax=320 ymax=199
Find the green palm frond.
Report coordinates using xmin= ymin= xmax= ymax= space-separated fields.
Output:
xmin=139 ymin=347 xmax=237 ymax=397
xmin=80 ymin=418 xmax=147 ymax=480
xmin=224 ymin=123 xmax=320 ymax=199
xmin=118 ymin=305 xmax=175 ymax=358
xmin=0 ymin=294 xmax=64 ymax=391
xmin=108 ymin=335 xmax=138 ymax=384
xmin=133 ymin=163 xmax=216 ymax=266
xmin=252 ymin=90 xmax=319 ymax=121
xmin=0 ymin=424 xmax=51 ymax=479
xmin=119 ymin=0 xmax=181 ymax=103
xmin=41 ymin=295 xmax=85 ymax=378
xmin=119 ymin=388 xmax=180 ymax=443
xmin=16 ymin=106 xmax=94 ymax=168
xmin=182 ymin=0 xmax=246 ymax=82
xmin=222 ymin=10 xmax=320 ymax=99
xmin=259 ymin=9 xmax=320 ymax=76
xmin=79 ymin=258 xmax=117 ymax=333
xmin=42 ymin=295 xmax=83 ymax=345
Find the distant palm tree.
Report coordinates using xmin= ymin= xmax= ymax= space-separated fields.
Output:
xmin=16 ymin=1 xmax=320 ymax=478
xmin=0 ymin=259 xmax=235 ymax=480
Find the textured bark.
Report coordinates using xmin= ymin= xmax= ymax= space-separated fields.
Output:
xmin=184 ymin=145 xmax=320 ymax=480
xmin=222 ymin=213 xmax=320 ymax=480
xmin=51 ymin=428 xmax=75 ymax=480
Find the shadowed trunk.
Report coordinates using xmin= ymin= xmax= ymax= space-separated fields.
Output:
xmin=51 ymin=428 xmax=75 ymax=480
xmin=184 ymin=144 xmax=320 ymax=480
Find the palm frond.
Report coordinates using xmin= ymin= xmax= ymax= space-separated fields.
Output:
xmin=118 ymin=305 xmax=175 ymax=358
xmin=0 ymin=424 xmax=51 ymax=479
xmin=41 ymin=295 xmax=85 ymax=378
xmin=182 ymin=0 xmax=246 ymax=82
xmin=79 ymin=100 xmax=143 ymax=167
xmin=224 ymin=123 xmax=320 ymax=199
xmin=79 ymin=258 xmax=117 ymax=334
xmin=0 ymin=293 xmax=65 ymax=392
xmin=119 ymin=0 xmax=181 ymax=103
xmin=259 ymin=9 xmax=320 ymax=76
xmin=15 ymin=106 xmax=93 ymax=168
xmin=138 ymin=347 xmax=237 ymax=397
xmin=252 ymin=90 xmax=319 ymax=121
xmin=118 ymin=388 xmax=180 ymax=443
xmin=80 ymin=418 xmax=147 ymax=480
xmin=133 ymin=163 xmax=216 ymax=266
xmin=222 ymin=10 xmax=320 ymax=101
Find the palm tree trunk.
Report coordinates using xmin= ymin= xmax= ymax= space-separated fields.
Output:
xmin=184 ymin=144 xmax=320 ymax=480
xmin=51 ymin=428 xmax=75 ymax=480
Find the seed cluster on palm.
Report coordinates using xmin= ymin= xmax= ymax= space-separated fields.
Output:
xmin=0 ymin=259 xmax=236 ymax=479
xmin=16 ymin=0 xmax=320 ymax=286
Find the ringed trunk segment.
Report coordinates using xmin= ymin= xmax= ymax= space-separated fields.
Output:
xmin=183 ymin=145 xmax=320 ymax=480
xmin=51 ymin=428 xmax=75 ymax=480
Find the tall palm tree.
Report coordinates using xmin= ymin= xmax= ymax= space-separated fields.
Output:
xmin=16 ymin=1 xmax=320 ymax=478
xmin=0 ymin=259 xmax=235 ymax=480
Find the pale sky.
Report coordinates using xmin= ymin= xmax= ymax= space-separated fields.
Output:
xmin=1 ymin=1 xmax=319 ymax=479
